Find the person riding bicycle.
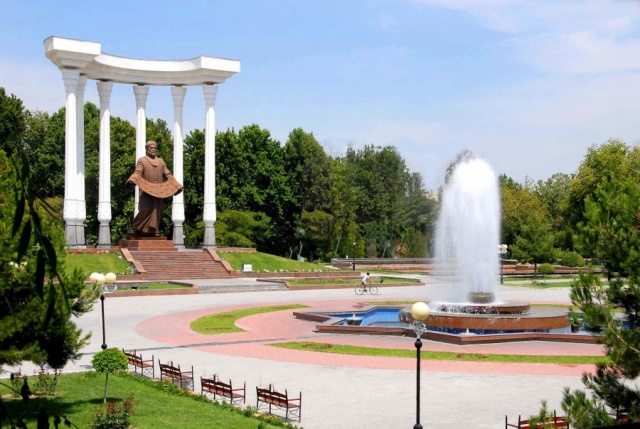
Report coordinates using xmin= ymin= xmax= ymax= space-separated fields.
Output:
xmin=361 ymin=272 xmax=370 ymax=291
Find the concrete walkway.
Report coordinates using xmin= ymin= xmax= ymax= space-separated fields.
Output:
xmin=11 ymin=277 xmax=600 ymax=428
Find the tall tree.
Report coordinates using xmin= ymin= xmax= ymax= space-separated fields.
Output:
xmin=0 ymin=91 xmax=94 ymax=370
xmin=567 ymin=139 xmax=640 ymax=233
xmin=557 ymin=176 xmax=640 ymax=425
xmin=535 ymin=172 xmax=573 ymax=249
xmin=510 ymin=211 xmax=556 ymax=278
xmin=500 ymin=176 xmax=548 ymax=247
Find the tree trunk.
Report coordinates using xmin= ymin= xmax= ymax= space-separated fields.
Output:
xmin=103 ymin=373 xmax=109 ymax=403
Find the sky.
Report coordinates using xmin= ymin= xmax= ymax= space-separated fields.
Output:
xmin=2 ymin=0 xmax=640 ymax=191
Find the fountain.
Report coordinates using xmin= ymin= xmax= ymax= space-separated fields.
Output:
xmin=431 ymin=158 xmax=501 ymax=307
xmin=397 ymin=157 xmax=570 ymax=339
xmin=294 ymin=158 xmax=575 ymax=343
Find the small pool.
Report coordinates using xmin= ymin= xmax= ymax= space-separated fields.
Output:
xmin=325 ymin=307 xmax=593 ymax=335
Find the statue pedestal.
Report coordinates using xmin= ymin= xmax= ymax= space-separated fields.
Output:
xmin=119 ymin=234 xmax=176 ymax=251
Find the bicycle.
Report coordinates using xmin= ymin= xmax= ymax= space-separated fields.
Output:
xmin=355 ymin=284 xmax=378 ymax=295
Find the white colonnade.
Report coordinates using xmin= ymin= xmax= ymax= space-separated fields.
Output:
xmin=44 ymin=36 xmax=240 ymax=248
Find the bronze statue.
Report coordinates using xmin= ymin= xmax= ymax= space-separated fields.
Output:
xmin=126 ymin=141 xmax=183 ymax=236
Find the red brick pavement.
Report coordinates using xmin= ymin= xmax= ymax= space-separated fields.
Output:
xmin=136 ymin=298 xmax=604 ymax=377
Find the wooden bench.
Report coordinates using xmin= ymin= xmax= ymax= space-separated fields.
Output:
xmin=505 ymin=411 xmax=570 ymax=428
xmin=201 ymin=375 xmax=245 ymax=405
xmin=158 ymin=360 xmax=193 ymax=390
xmin=256 ymin=385 xmax=301 ymax=422
xmin=122 ymin=349 xmax=154 ymax=378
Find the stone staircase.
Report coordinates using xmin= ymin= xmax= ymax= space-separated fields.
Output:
xmin=124 ymin=248 xmax=237 ymax=281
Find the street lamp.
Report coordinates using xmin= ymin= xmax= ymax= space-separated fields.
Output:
xmin=352 ymin=241 xmax=356 ymax=272
xmin=498 ymin=244 xmax=508 ymax=285
xmin=410 ymin=302 xmax=430 ymax=429
xmin=90 ymin=272 xmax=116 ymax=350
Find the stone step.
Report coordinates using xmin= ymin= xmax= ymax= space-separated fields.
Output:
xmin=127 ymin=249 xmax=236 ymax=280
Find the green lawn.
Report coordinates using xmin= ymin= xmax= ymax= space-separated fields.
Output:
xmin=190 ymin=305 xmax=308 ymax=334
xmin=63 ymin=252 xmax=133 ymax=277
xmin=217 ymin=251 xmax=335 ymax=272
xmin=270 ymin=342 xmax=608 ymax=365
xmin=287 ymin=277 xmax=421 ymax=286
xmin=0 ymin=372 xmax=296 ymax=429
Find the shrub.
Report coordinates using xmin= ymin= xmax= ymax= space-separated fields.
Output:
xmin=559 ymin=251 xmax=585 ymax=271
xmin=92 ymin=348 xmax=128 ymax=403
xmin=538 ymin=263 xmax=555 ymax=275
xmin=33 ymin=368 xmax=62 ymax=396
xmin=93 ymin=393 xmax=135 ymax=429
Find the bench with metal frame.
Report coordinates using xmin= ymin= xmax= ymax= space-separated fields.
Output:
xmin=201 ymin=374 xmax=246 ymax=406
xmin=256 ymin=384 xmax=301 ymax=422
xmin=158 ymin=360 xmax=193 ymax=390
xmin=122 ymin=349 xmax=154 ymax=378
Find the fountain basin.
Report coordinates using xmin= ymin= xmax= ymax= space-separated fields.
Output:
xmin=293 ymin=305 xmax=596 ymax=344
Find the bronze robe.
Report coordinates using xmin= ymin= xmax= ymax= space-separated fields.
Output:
xmin=126 ymin=156 xmax=182 ymax=235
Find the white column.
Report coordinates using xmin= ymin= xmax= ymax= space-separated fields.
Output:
xmin=75 ymin=75 xmax=87 ymax=246
xmin=171 ymin=86 xmax=187 ymax=248
xmin=61 ymin=69 xmax=81 ymax=247
xmin=202 ymin=84 xmax=218 ymax=247
xmin=133 ymin=85 xmax=149 ymax=217
xmin=97 ymin=81 xmax=113 ymax=248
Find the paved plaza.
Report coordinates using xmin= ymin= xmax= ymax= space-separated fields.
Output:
xmin=20 ymin=277 xmax=603 ymax=428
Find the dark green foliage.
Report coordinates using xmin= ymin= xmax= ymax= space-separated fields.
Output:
xmin=215 ymin=210 xmax=273 ymax=248
xmin=557 ymin=173 xmax=640 ymax=425
xmin=0 ymin=88 xmax=27 ymax=156
xmin=510 ymin=212 xmax=556 ymax=277
xmin=91 ymin=349 xmax=128 ymax=375
xmin=559 ymin=251 xmax=585 ymax=269
xmin=578 ymin=177 xmax=640 ymax=279
xmin=538 ymin=263 xmax=555 ymax=275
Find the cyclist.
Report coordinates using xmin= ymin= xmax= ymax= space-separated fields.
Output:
xmin=361 ymin=272 xmax=370 ymax=292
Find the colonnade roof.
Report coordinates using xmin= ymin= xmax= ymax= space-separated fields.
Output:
xmin=44 ymin=36 xmax=240 ymax=86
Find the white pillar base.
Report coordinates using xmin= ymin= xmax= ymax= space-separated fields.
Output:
xmin=173 ymin=224 xmax=185 ymax=249
xmin=203 ymin=222 xmax=216 ymax=248
xmin=65 ymin=222 xmax=86 ymax=248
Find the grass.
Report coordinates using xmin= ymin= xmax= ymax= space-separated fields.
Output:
xmin=190 ymin=305 xmax=308 ymax=334
xmin=287 ymin=277 xmax=421 ymax=286
xmin=0 ymin=371 xmax=294 ymax=429
xmin=63 ymin=252 xmax=133 ymax=277
xmin=217 ymin=251 xmax=335 ymax=272
xmin=270 ymin=342 xmax=609 ymax=365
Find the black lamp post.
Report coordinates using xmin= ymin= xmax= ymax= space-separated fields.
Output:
xmin=91 ymin=272 xmax=116 ymax=350
xmin=352 ymin=241 xmax=356 ymax=272
xmin=410 ymin=302 xmax=430 ymax=429
xmin=499 ymin=244 xmax=508 ymax=285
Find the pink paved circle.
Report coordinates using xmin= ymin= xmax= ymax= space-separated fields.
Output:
xmin=136 ymin=298 xmax=604 ymax=376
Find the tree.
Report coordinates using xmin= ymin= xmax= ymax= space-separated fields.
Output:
xmin=0 ymin=90 xmax=94 ymax=371
xmin=535 ymin=172 xmax=573 ymax=250
xmin=510 ymin=211 xmax=556 ymax=279
xmin=578 ymin=177 xmax=640 ymax=279
xmin=566 ymin=139 xmax=640 ymax=235
xmin=501 ymin=176 xmax=548 ymax=246
xmin=547 ymin=168 xmax=640 ymax=426
xmin=91 ymin=348 xmax=128 ymax=403
xmin=0 ymin=87 xmax=27 ymax=156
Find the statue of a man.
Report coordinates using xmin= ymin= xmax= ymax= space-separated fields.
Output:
xmin=126 ymin=140 xmax=183 ymax=236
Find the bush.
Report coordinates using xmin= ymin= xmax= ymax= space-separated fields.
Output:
xmin=538 ymin=263 xmax=555 ymax=275
xmin=33 ymin=368 xmax=62 ymax=396
xmin=93 ymin=393 xmax=135 ymax=429
xmin=92 ymin=348 xmax=128 ymax=403
xmin=92 ymin=348 xmax=128 ymax=374
xmin=560 ymin=251 xmax=585 ymax=268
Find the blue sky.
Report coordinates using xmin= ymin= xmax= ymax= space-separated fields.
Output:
xmin=2 ymin=0 xmax=640 ymax=190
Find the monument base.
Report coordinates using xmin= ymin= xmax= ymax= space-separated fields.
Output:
xmin=119 ymin=233 xmax=176 ymax=251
